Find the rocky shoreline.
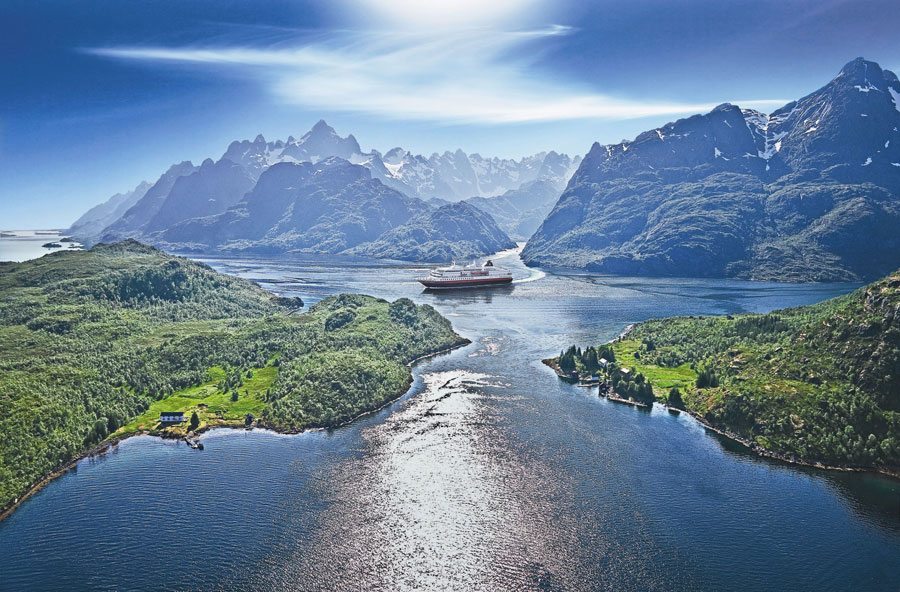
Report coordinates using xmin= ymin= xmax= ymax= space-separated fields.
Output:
xmin=543 ymin=355 xmax=900 ymax=481
xmin=0 ymin=338 xmax=471 ymax=523
xmin=676 ymin=406 xmax=900 ymax=481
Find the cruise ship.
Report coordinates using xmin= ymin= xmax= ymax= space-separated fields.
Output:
xmin=417 ymin=260 xmax=513 ymax=289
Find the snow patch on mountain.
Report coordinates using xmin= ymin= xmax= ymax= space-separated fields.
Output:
xmin=890 ymin=87 xmax=900 ymax=114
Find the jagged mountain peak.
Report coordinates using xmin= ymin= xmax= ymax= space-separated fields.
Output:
xmin=280 ymin=120 xmax=362 ymax=163
xmin=383 ymin=147 xmax=408 ymax=164
xmin=523 ymin=57 xmax=900 ymax=282
xmin=711 ymin=102 xmax=741 ymax=113
xmin=798 ymin=57 xmax=900 ymax=107
xmin=834 ymin=57 xmax=885 ymax=83
xmin=302 ymin=119 xmax=339 ymax=141
xmin=169 ymin=160 xmax=194 ymax=172
xmin=74 ymin=119 xmax=578 ymax=247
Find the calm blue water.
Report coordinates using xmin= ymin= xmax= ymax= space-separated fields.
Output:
xmin=1 ymin=249 xmax=898 ymax=591
xmin=0 ymin=230 xmax=81 ymax=262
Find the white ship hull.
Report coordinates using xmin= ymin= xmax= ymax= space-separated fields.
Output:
xmin=417 ymin=260 xmax=513 ymax=290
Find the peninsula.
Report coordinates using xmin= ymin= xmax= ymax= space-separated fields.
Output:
xmin=0 ymin=240 xmax=467 ymax=514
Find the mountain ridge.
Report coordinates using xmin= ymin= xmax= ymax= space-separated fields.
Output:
xmin=523 ymin=58 xmax=900 ymax=282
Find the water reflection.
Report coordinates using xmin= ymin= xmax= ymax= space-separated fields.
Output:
xmin=705 ymin=426 xmax=900 ymax=530
xmin=425 ymin=283 xmax=515 ymax=304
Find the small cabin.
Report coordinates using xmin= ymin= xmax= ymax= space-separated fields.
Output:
xmin=598 ymin=358 xmax=608 ymax=369
xmin=159 ymin=411 xmax=185 ymax=423
xmin=620 ymin=367 xmax=631 ymax=376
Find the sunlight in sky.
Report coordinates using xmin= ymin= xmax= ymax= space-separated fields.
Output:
xmin=357 ymin=0 xmax=539 ymax=29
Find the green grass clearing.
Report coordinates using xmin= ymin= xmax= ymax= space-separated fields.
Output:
xmin=613 ymin=339 xmax=697 ymax=395
xmin=113 ymin=365 xmax=277 ymax=437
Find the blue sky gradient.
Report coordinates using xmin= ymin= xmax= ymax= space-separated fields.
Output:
xmin=3 ymin=0 xmax=900 ymax=228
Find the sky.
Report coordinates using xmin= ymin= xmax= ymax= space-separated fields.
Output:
xmin=3 ymin=0 xmax=900 ymax=228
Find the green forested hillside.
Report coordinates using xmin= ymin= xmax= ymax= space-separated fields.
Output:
xmin=550 ymin=269 xmax=900 ymax=470
xmin=0 ymin=241 xmax=465 ymax=511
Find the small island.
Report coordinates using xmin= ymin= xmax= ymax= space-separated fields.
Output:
xmin=547 ymin=268 xmax=900 ymax=476
xmin=41 ymin=242 xmax=62 ymax=249
xmin=0 ymin=240 xmax=468 ymax=517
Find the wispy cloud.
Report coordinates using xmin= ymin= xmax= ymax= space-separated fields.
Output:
xmin=87 ymin=26 xmax=788 ymax=124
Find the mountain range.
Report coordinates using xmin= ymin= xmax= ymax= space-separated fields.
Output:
xmin=69 ymin=58 xmax=900 ymax=281
xmin=523 ymin=58 xmax=900 ymax=282
xmin=151 ymin=157 xmax=515 ymax=260
xmin=69 ymin=121 xmax=578 ymax=261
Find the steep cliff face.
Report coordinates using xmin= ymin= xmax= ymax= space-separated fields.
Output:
xmin=100 ymin=161 xmax=198 ymax=241
xmin=66 ymin=180 xmax=152 ymax=238
xmin=523 ymin=58 xmax=900 ymax=282
xmin=144 ymin=159 xmax=255 ymax=233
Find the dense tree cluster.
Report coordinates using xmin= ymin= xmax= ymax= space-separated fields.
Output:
xmin=553 ymin=343 xmax=656 ymax=403
xmin=558 ymin=344 xmax=615 ymax=374
xmin=695 ymin=367 xmax=720 ymax=389
xmin=610 ymin=368 xmax=654 ymax=404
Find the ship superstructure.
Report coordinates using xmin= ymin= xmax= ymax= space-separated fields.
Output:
xmin=417 ymin=260 xmax=513 ymax=289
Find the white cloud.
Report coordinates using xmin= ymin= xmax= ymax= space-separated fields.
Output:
xmin=88 ymin=26 xmax=788 ymax=124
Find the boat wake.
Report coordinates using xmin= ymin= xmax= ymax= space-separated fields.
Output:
xmin=513 ymin=269 xmax=546 ymax=284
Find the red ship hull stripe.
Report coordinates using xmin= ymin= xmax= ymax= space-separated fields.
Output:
xmin=418 ymin=277 xmax=513 ymax=287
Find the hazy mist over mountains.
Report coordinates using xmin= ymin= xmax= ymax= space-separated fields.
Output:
xmin=70 ymin=120 xmax=569 ymax=261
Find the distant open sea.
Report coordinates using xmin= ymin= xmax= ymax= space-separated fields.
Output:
xmin=0 ymin=229 xmax=83 ymax=262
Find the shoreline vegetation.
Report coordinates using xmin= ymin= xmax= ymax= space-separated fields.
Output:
xmin=545 ymin=356 xmax=900 ymax=479
xmin=0 ymin=240 xmax=468 ymax=519
xmin=0 ymin=339 xmax=469 ymax=523
xmin=545 ymin=268 xmax=900 ymax=480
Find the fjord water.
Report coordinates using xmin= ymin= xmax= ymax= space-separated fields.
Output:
xmin=2 ymin=250 xmax=899 ymax=591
